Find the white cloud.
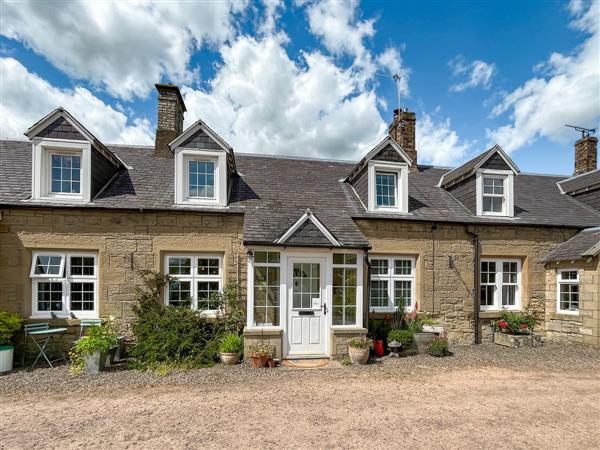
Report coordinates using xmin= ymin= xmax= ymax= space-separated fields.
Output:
xmin=0 ymin=57 xmax=153 ymax=145
xmin=376 ymin=47 xmax=410 ymax=98
xmin=1 ymin=1 xmax=247 ymax=100
xmin=449 ymin=55 xmax=496 ymax=92
xmin=416 ymin=112 xmax=470 ymax=166
xmin=486 ymin=0 xmax=600 ymax=151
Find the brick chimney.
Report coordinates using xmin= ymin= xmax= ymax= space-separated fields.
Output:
xmin=154 ymin=84 xmax=187 ymax=158
xmin=574 ymin=135 xmax=598 ymax=175
xmin=389 ymin=108 xmax=417 ymax=170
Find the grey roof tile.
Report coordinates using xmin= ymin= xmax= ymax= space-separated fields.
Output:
xmin=558 ymin=169 xmax=600 ymax=194
xmin=543 ymin=227 xmax=600 ymax=262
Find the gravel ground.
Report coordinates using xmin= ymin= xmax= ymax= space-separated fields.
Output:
xmin=1 ymin=343 xmax=599 ymax=449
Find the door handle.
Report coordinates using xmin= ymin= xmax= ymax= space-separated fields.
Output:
xmin=322 ymin=303 xmax=327 ymax=315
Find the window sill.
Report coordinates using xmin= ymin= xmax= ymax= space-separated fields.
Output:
xmin=552 ymin=311 xmax=580 ymax=319
xmin=479 ymin=310 xmax=520 ymax=319
xmin=243 ymin=327 xmax=283 ymax=336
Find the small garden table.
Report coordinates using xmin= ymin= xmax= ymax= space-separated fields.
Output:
xmin=24 ymin=323 xmax=68 ymax=369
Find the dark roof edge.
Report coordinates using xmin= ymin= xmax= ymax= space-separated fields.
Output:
xmin=243 ymin=240 xmax=370 ymax=250
xmin=0 ymin=202 xmax=245 ymax=215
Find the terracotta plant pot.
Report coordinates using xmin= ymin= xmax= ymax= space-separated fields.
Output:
xmin=250 ymin=352 xmax=271 ymax=368
xmin=348 ymin=346 xmax=369 ymax=365
xmin=220 ymin=352 xmax=240 ymax=365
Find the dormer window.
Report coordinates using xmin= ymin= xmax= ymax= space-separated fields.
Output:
xmin=51 ymin=154 xmax=81 ymax=194
xmin=188 ymin=160 xmax=215 ymax=199
xmin=375 ymin=172 xmax=397 ymax=207
xmin=368 ymin=161 xmax=408 ymax=213
xmin=476 ymin=170 xmax=514 ymax=217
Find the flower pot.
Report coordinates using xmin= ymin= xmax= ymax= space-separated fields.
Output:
xmin=422 ymin=325 xmax=444 ymax=334
xmin=373 ymin=339 xmax=385 ymax=357
xmin=105 ymin=346 xmax=118 ymax=366
xmin=250 ymin=352 xmax=270 ymax=368
xmin=348 ymin=346 xmax=369 ymax=365
xmin=83 ymin=350 xmax=106 ymax=374
xmin=414 ymin=332 xmax=436 ymax=354
xmin=114 ymin=336 xmax=125 ymax=361
xmin=220 ymin=352 xmax=240 ymax=365
xmin=0 ymin=345 xmax=15 ymax=373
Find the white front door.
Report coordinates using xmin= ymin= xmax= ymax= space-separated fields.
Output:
xmin=287 ymin=257 xmax=327 ymax=356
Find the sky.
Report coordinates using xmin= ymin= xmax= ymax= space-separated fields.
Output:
xmin=0 ymin=0 xmax=598 ymax=175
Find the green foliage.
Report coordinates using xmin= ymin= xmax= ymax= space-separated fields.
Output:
xmin=492 ymin=310 xmax=537 ymax=335
xmin=427 ymin=338 xmax=450 ymax=357
xmin=130 ymin=270 xmax=245 ymax=370
xmin=248 ymin=340 xmax=275 ymax=356
xmin=341 ymin=356 xmax=352 ymax=366
xmin=0 ymin=311 xmax=22 ymax=346
xmin=74 ymin=322 xmax=118 ymax=356
xmin=368 ymin=318 xmax=392 ymax=340
xmin=406 ymin=318 xmax=423 ymax=333
xmin=391 ymin=298 xmax=406 ymax=330
xmin=387 ymin=329 xmax=413 ymax=348
xmin=219 ymin=332 xmax=243 ymax=354
xmin=347 ymin=337 xmax=372 ymax=349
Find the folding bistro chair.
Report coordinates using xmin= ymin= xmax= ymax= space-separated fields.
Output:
xmin=79 ymin=319 xmax=102 ymax=338
xmin=23 ymin=323 xmax=68 ymax=369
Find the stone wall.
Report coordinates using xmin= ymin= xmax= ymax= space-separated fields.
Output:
xmin=356 ymin=220 xmax=579 ymax=344
xmin=0 ymin=207 xmax=246 ymax=324
xmin=330 ymin=328 xmax=367 ymax=358
xmin=544 ymin=259 xmax=599 ymax=346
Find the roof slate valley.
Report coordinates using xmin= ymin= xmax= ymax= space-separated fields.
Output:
xmin=1 ymin=139 xmax=600 ymax=248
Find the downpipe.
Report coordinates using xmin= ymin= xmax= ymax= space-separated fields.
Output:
xmin=465 ymin=226 xmax=481 ymax=344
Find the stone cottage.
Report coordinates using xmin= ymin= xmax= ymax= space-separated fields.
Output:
xmin=0 ymin=83 xmax=598 ymax=358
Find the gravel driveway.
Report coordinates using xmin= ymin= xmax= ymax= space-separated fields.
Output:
xmin=1 ymin=343 xmax=599 ymax=449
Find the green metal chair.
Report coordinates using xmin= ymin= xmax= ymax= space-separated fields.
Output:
xmin=79 ymin=319 xmax=102 ymax=337
xmin=23 ymin=322 xmax=68 ymax=369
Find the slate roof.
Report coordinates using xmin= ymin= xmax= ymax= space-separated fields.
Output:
xmin=2 ymin=139 xmax=600 ymax=249
xmin=543 ymin=227 xmax=600 ymax=262
xmin=558 ymin=169 xmax=600 ymax=194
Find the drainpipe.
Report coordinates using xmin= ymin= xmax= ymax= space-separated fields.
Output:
xmin=465 ymin=226 xmax=481 ymax=344
xmin=364 ymin=250 xmax=371 ymax=332
xmin=430 ymin=223 xmax=438 ymax=315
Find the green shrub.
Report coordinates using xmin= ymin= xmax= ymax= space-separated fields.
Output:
xmin=347 ymin=337 xmax=372 ymax=349
xmin=427 ymin=338 xmax=450 ymax=357
xmin=219 ymin=333 xmax=243 ymax=354
xmin=130 ymin=270 xmax=245 ymax=369
xmin=74 ymin=323 xmax=117 ymax=356
xmin=368 ymin=318 xmax=392 ymax=340
xmin=406 ymin=318 xmax=423 ymax=333
xmin=492 ymin=310 xmax=537 ymax=335
xmin=387 ymin=329 xmax=413 ymax=348
xmin=0 ymin=311 xmax=22 ymax=346
xmin=341 ymin=356 xmax=352 ymax=366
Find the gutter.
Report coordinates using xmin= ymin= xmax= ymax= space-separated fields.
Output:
xmin=465 ymin=225 xmax=481 ymax=344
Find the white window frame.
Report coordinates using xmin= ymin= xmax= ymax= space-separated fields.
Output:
xmin=367 ymin=161 xmax=409 ymax=213
xmin=247 ymin=251 xmax=282 ymax=328
xmin=476 ymin=169 xmax=514 ymax=217
xmin=164 ymin=254 xmax=223 ymax=315
xmin=31 ymin=138 xmax=91 ymax=203
xmin=174 ymin=148 xmax=227 ymax=207
xmin=369 ymin=256 xmax=416 ymax=313
xmin=30 ymin=251 xmax=98 ymax=318
xmin=557 ymin=269 xmax=580 ymax=315
xmin=479 ymin=258 xmax=521 ymax=311
xmin=331 ymin=253 xmax=360 ymax=327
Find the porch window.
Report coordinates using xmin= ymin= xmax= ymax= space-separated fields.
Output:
xmin=332 ymin=253 xmax=357 ymax=325
xmin=165 ymin=255 xmax=222 ymax=312
xmin=253 ymin=252 xmax=280 ymax=326
xmin=30 ymin=252 xmax=97 ymax=318
xmin=557 ymin=269 xmax=579 ymax=314
xmin=369 ymin=256 xmax=415 ymax=312
xmin=480 ymin=259 xmax=521 ymax=310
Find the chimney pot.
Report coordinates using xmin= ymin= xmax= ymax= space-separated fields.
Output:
xmin=574 ymin=135 xmax=598 ymax=175
xmin=389 ymin=109 xmax=417 ymax=170
xmin=154 ymin=83 xmax=187 ymax=158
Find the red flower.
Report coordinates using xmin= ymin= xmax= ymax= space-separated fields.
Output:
xmin=384 ymin=314 xmax=390 ymax=321
xmin=498 ymin=320 xmax=508 ymax=329
xmin=520 ymin=323 xmax=528 ymax=330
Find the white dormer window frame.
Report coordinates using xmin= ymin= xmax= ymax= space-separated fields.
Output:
xmin=367 ymin=161 xmax=409 ymax=213
xmin=31 ymin=138 xmax=92 ymax=203
xmin=174 ymin=148 xmax=227 ymax=207
xmin=476 ymin=169 xmax=514 ymax=217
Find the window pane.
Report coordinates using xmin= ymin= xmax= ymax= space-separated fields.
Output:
xmin=333 ymin=253 xmax=344 ymax=265
xmin=376 ymin=172 xmax=397 ymax=207
xmin=253 ymin=262 xmax=280 ymax=326
xmin=394 ymin=280 xmax=412 ymax=308
xmin=503 ymin=262 xmax=518 ymax=283
xmin=37 ymin=282 xmax=63 ymax=311
xmin=34 ymin=255 xmax=63 ymax=275
xmin=51 ymin=155 xmax=81 ymax=194
xmin=332 ymin=267 xmax=357 ymax=325
xmin=188 ymin=160 xmax=215 ymax=198
xmin=559 ymin=283 xmax=579 ymax=311
xmin=560 ymin=271 xmax=578 ymax=281
xmin=168 ymin=257 xmax=191 ymax=275
xmin=168 ymin=281 xmax=191 ymax=306
xmin=369 ymin=280 xmax=388 ymax=307
xmin=70 ymin=256 xmax=95 ymax=276
xmin=481 ymin=261 xmax=496 ymax=283
xmin=480 ymin=285 xmax=495 ymax=306
xmin=198 ymin=258 xmax=220 ymax=276
xmin=70 ymin=282 xmax=95 ymax=311
xmin=394 ymin=259 xmax=412 ymax=275
xmin=254 ymin=251 xmax=280 ymax=264
xmin=370 ymin=259 xmax=388 ymax=275
xmin=197 ymin=281 xmax=220 ymax=311
xmin=292 ymin=263 xmax=320 ymax=309
xmin=502 ymin=285 xmax=516 ymax=306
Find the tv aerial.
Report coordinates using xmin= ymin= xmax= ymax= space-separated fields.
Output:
xmin=565 ymin=125 xmax=596 ymax=138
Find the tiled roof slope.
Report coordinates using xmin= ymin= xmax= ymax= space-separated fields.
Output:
xmin=558 ymin=169 xmax=600 ymax=194
xmin=2 ymin=140 xmax=600 ymax=248
xmin=543 ymin=227 xmax=600 ymax=262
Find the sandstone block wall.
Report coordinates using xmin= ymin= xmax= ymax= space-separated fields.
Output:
xmin=356 ymin=220 xmax=578 ymax=343
xmin=544 ymin=259 xmax=599 ymax=346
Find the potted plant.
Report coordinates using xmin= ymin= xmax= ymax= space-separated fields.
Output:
xmin=347 ymin=337 xmax=372 ymax=365
xmin=492 ymin=310 xmax=541 ymax=348
xmin=368 ymin=317 xmax=391 ymax=357
xmin=219 ymin=332 xmax=243 ymax=365
xmin=0 ymin=311 xmax=23 ymax=373
xmin=249 ymin=341 xmax=274 ymax=368
xmin=74 ymin=323 xmax=118 ymax=373
xmin=387 ymin=329 xmax=414 ymax=355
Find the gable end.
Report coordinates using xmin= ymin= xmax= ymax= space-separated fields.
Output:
xmin=37 ymin=117 xmax=86 ymax=141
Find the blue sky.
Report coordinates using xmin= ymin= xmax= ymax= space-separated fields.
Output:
xmin=1 ymin=0 xmax=598 ymax=175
